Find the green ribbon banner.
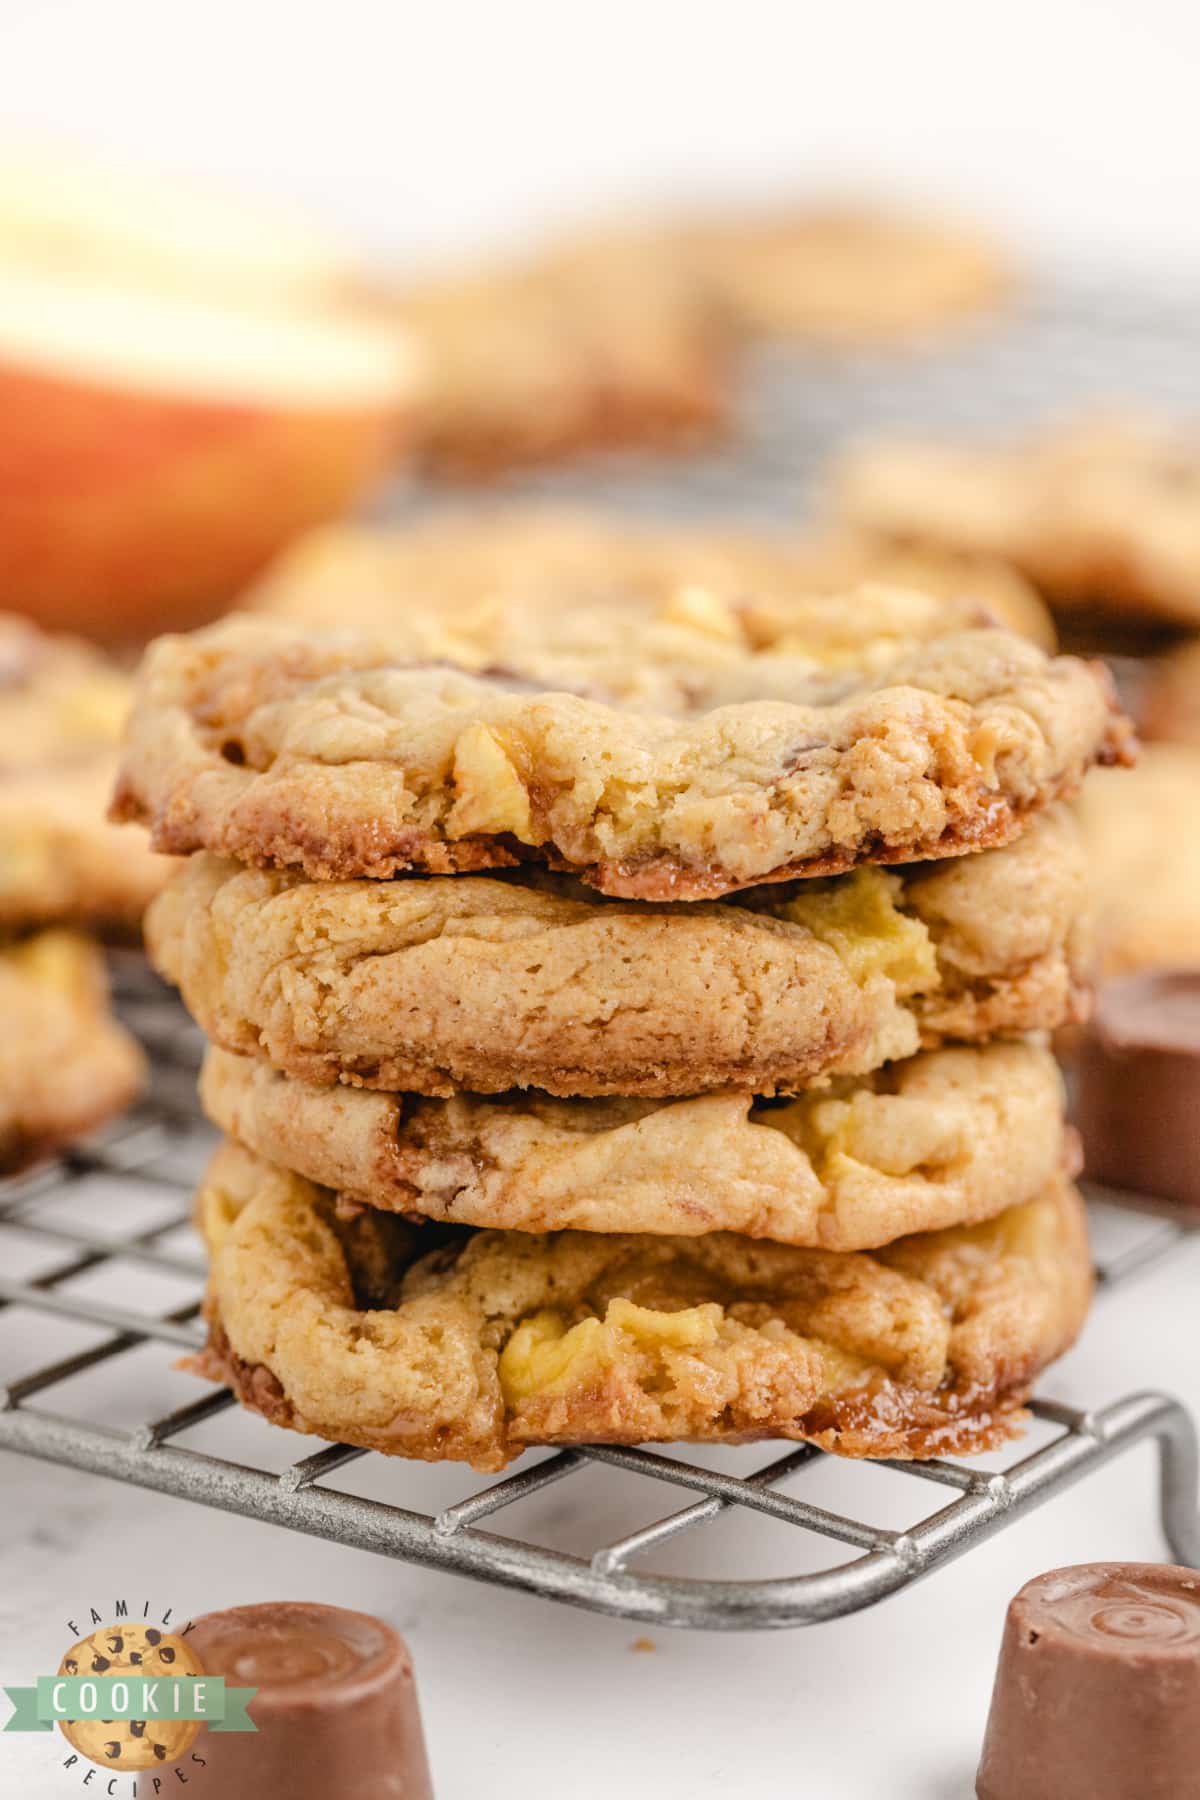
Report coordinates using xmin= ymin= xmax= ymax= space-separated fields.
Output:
xmin=4 ymin=1677 xmax=257 ymax=1733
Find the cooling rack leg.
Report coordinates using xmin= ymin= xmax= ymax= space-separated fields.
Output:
xmin=1075 ymin=1392 xmax=1200 ymax=1568
xmin=1152 ymin=1400 xmax=1200 ymax=1567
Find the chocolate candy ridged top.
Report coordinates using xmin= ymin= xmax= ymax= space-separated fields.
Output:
xmin=977 ymin=1562 xmax=1200 ymax=1800
xmin=1074 ymin=969 xmax=1200 ymax=1208
xmin=187 ymin=1601 xmax=433 ymax=1799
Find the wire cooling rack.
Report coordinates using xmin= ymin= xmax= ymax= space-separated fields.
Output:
xmin=0 ymin=964 xmax=1198 ymax=1632
xmin=379 ymin=276 xmax=1200 ymax=526
xmin=5 ymin=282 xmax=1200 ymax=1629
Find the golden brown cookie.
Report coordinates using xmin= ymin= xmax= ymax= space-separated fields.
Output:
xmin=674 ymin=204 xmax=1010 ymax=343
xmin=201 ymin=1041 xmax=1069 ymax=1252
xmin=1076 ymin=744 xmax=1200 ymax=975
xmin=149 ymin=808 xmax=1087 ymax=1098
xmin=112 ymin=612 xmax=1129 ymax=899
xmin=0 ymin=931 xmax=144 ymax=1169
xmin=838 ymin=415 xmax=1200 ymax=627
xmin=189 ymin=1141 xmax=1092 ymax=1471
xmin=396 ymin=237 xmax=728 ymax=478
xmin=246 ymin=511 xmax=1055 ymax=653
xmin=0 ymin=613 xmax=171 ymax=933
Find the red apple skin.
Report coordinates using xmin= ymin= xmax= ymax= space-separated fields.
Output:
xmin=0 ymin=361 xmax=405 ymax=641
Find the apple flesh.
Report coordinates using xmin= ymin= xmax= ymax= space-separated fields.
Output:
xmin=0 ymin=144 xmax=360 ymax=305
xmin=0 ymin=268 xmax=418 ymax=639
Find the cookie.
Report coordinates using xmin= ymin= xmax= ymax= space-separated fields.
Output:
xmin=201 ymin=1041 xmax=1069 ymax=1252
xmin=0 ymin=614 xmax=171 ymax=933
xmin=112 ymin=613 xmax=1129 ymax=899
xmin=674 ymin=204 xmax=1010 ymax=343
xmin=397 ymin=237 xmax=728 ymax=478
xmin=247 ymin=511 xmax=1055 ymax=653
xmin=149 ymin=807 xmax=1087 ymax=1098
xmin=189 ymin=1141 xmax=1092 ymax=1470
xmin=838 ymin=415 xmax=1200 ymax=627
xmin=57 ymin=1625 xmax=202 ymax=1773
xmin=0 ymin=931 xmax=144 ymax=1170
xmin=1076 ymin=745 xmax=1200 ymax=976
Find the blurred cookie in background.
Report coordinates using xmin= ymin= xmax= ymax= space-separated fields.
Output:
xmin=392 ymin=202 xmax=1010 ymax=478
xmin=836 ymin=413 xmax=1200 ymax=637
xmin=0 ymin=930 xmax=144 ymax=1171
xmin=394 ymin=235 xmax=730 ymax=478
xmin=1076 ymin=744 xmax=1200 ymax=977
xmin=246 ymin=509 xmax=1054 ymax=658
xmin=670 ymin=203 xmax=1012 ymax=344
xmin=246 ymin=521 xmax=1056 ymax=714
xmin=731 ymin=531 xmax=1053 ymax=650
xmin=0 ymin=614 xmax=172 ymax=935
xmin=0 ymin=143 xmax=420 ymax=643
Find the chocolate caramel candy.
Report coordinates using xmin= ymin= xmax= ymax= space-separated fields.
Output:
xmin=977 ymin=1562 xmax=1200 ymax=1799
xmin=187 ymin=1600 xmax=432 ymax=1798
xmin=1075 ymin=968 xmax=1200 ymax=1207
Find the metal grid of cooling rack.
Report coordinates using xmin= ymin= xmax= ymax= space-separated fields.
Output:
xmin=5 ymin=285 xmax=1200 ymax=1628
xmin=378 ymin=278 xmax=1200 ymax=526
xmin=1 ymin=968 xmax=1198 ymax=1631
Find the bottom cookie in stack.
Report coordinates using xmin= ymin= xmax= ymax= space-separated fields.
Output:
xmin=187 ymin=1138 xmax=1091 ymax=1473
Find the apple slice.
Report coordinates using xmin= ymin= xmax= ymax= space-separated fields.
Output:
xmin=0 ymin=266 xmax=419 ymax=639
xmin=0 ymin=143 xmax=361 ymax=305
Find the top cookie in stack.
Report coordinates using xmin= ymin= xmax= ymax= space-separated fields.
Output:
xmin=114 ymin=608 xmax=1125 ymax=895
xmin=113 ymin=590 xmax=1127 ymax=1471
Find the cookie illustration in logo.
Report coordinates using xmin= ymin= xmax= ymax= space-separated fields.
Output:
xmin=57 ymin=1625 xmax=204 ymax=1771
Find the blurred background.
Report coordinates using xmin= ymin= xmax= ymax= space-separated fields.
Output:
xmin=3 ymin=0 xmax=1200 ymax=277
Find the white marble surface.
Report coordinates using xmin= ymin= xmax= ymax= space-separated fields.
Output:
xmin=2 ymin=1167 xmax=1199 ymax=1800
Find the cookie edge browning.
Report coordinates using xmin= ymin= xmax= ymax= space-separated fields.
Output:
xmin=186 ymin=1144 xmax=1093 ymax=1471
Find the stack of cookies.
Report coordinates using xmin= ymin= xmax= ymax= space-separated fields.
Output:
xmin=113 ymin=594 xmax=1129 ymax=1471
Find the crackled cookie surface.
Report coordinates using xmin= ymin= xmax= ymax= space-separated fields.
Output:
xmin=151 ymin=808 xmax=1087 ymax=1098
xmin=202 ymin=1041 xmax=1069 ymax=1251
xmin=248 ymin=512 xmax=1054 ymax=653
xmin=113 ymin=613 xmax=1128 ymax=899
xmin=190 ymin=1142 xmax=1092 ymax=1470
xmin=0 ymin=931 xmax=144 ymax=1169
xmin=839 ymin=416 xmax=1200 ymax=627
xmin=0 ymin=614 xmax=171 ymax=932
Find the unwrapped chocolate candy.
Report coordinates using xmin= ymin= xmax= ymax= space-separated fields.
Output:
xmin=977 ymin=1562 xmax=1200 ymax=1799
xmin=1075 ymin=968 xmax=1200 ymax=1207
xmin=188 ymin=1600 xmax=433 ymax=1798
